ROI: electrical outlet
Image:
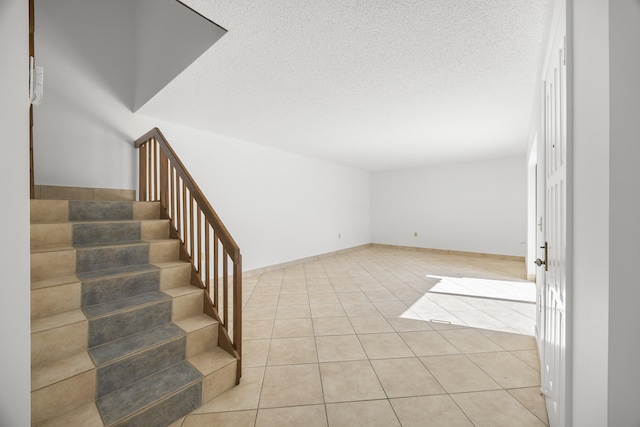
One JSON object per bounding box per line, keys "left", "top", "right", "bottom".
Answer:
{"left": 338, "top": 233, "right": 341, "bottom": 238}
{"left": 414, "top": 232, "right": 418, "bottom": 237}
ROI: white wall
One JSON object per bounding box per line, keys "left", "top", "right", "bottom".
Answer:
{"left": 608, "top": 1, "right": 640, "bottom": 425}
{"left": 570, "top": 0, "right": 610, "bottom": 425}
{"left": 133, "top": 118, "right": 372, "bottom": 272}
{"left": 134, "top": 0, "right": 225, "bottom": 111}
{"left": 0, "top": 0, "right": 31, "bottom": 424}
{"left": 33, "top": 0, "right": 137, "bottom": 190}
{"left": 371, "top": 157, "right": 526, "bottom": 257}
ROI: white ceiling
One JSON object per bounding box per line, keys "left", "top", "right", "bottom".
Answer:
{"left": 139, "top": 0, "right": 551, "bottom": 171}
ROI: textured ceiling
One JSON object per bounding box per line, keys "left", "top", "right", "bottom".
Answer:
{"left": 139, "top": 0, "right": 551, "bottom": 171}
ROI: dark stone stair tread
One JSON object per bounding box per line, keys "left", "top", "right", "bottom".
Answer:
{"left": 113, "top": 382, "right": 201, "bottom": 427}
{"left": 69, "top": 201, "right": 133, "bottom": 221}
{"left": 96, "top": 337, "right": 186, "bottom": 399}
{"left": 72, "top": 222, "right": 142, "bottom": 245}
{"left": 90, "top": 323, "right": 185, "bottom": 366}
{"left": 97, "top": 361, "right": 202, "bottom": 426}
{"left": 82, "top": 268, "right": 160, "bottom": 306}
{"left": 73, "top": 240, "right": 146, "bottom": 249}
{"left": 88, "top": 301, "right": 172, "bottom": 348}
{"left": 78, "top": 264, "right": 158, "bottom": 281}
{"left": 76, "top": 244, "right": 150, "bottom": 274}
{"left": 83, "top": 291, "right": 170, "bottom": 319}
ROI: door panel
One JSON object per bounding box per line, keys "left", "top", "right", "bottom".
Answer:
{"left": 541, "top": 8, "right": 567, "bottom": 426}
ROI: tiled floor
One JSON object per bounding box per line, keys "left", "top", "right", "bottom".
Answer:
{"left": 172, "top": 246, "right": 548, "bottom": 427}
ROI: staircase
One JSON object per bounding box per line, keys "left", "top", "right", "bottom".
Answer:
{"left": 30, "top": 196, "right": 237, "bottom": 426}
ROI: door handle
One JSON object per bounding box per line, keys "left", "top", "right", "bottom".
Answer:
{"left": 534, "top": 242, "right": 549, "bottom": 272}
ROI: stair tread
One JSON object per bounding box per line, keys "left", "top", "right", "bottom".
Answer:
{"left": 32, "top": 274, "right": 80, "bottom": 291}
{"left": 90, "top": 323, "right": 185, "bottom": 366}
{"left": 73, "top": 240, "right": 147, "bottom": 249}
{"left": 32, "top": 309, "right": 86, "bottom": 334}
{"left": 174, "top": 313, "right": 218, "bottom": 333}
{"left": 97, "top": 361, "right": 201, "bottom": 426}
{"left": 31, "top": 245, "right": 74, "bottom": 254}
{"left": 78, "top": 264, "right": 157, "bottom": 281}
{"left": 32, "top": 351, "right": 94, "bottom": 392}
{"left": 162, "top": 285, "right": 203, "bottom": 298}
{"left": 83, "top": 291, "right": 170, "bottom": 319}
{"left": 37, "top": 402, "right": 103, "bottom": 427}
{"left": 189, "top": 347, "right": 237, "bottom": 376}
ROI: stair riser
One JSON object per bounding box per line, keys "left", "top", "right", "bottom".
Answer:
{"left": 202, "top": 361, "right": 237, "bottom": 403}
{"left": 31, "top": 223, "right": 71, "bottom": 249}
{"left": 77, "top": 244, "right": 149, "bottom": 274}
{"left": 31, "top": 370, "right": 96, "bottom": 426}
{"left": 69, "top": 201, "right": 133, "bottom": 221}
{"left": 32, "top": 282, "right": 81, "bottom": 319}
{"left": 149, "top": 240, "right": 180, "bottom": 264}
{"left": 88, "top": 301, "right": 172, "bottom": 347}
{"left": 159, "top": 264, "right": 191, "bottom": 291}
{"left": 97, "top": 337, "right": 186, "bottom": 398}
{"left": 32, "top": 321, "right": 88, "bottom": 367}
{"left": 73, "top": 222, "right": 141, "bottom": 245}
{"left": 172, "top": 291, "right": 203, "bottom": 321}
{"left": 186, "top": 324, "right": 218, "bottom": 358}
{"left": 82, "top": 270, "right": 160, "bottom": 306}
{"left": 31, "top": 249, "right": 75, "bottom": 281}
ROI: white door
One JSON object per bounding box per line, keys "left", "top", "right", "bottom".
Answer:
{"left": 538, "top": 5, "right": 568, "bottom": 426}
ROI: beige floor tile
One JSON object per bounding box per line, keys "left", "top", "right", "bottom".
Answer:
{"left": 267, "top": 337, "right": 318, "bottom": 365}
{"left": 259, "top": 364, "right": 324, "bottom": 408}
{"left": 332, "top": 283, "right": 360, "bottom": 293}
{"left": 386, "top": 316, "right": 434, "bottom": 332}
{"left": 371, "top": 300, "right": 409, "bottom": 316}
{"left": 371, "top": 357, "right": 445, "bottom": 397}
{"left": 416, "top": 311, "right": 467, "bottom": 328}
{"left": 308, "top": 292, "right": 340, "bottom": 304}
{"left": 390, "top": 395, "right": 474, "bottom": 427}
{"left": 478, "top": 329, "right": 537, "bottom": 351}
{"left": 244, "top": 305, "right": 277, "bottom": 320}
{"left": 243, "top": 320, "right": 274, "bottom": 339}
{"left": 278, "top": 293, "right": 310, "bottom": 305}
{"left": 326, "top": 400, "right": 400, "bottom": 427}
{"left": 242, "top": 339, "right": 271, "bottom": 367}
{"left": 194, "top": 367, "right": 265, "bottom": 413}
{"left": 420, "top": 355, "right": 500, "bottom": 393}
{"left": 358, "top": 333, "right": 414, "bottom": 359}
{"left": 511, "top": 349, "right": 541, "bottom": 371}
{"left": 508, "top": 387, "right": 549, "bottom": 425}
{"left": 439, "top": 328, "right": 505, "bottom": 353}
{"left": 316, "top": 335, "right": 366, "bottom": 362}
{"left": 348, "top": 315, "right": 394, "bottom": 334}
{"left": 336, "top": 291, "right": 369, "bottom": 304}
{"left": 341, "top": 302, "right": 379, "bottom": 316}
{"left": 272, "top": 318, "right": 314, "bottom": 338}
{"left": 182, "top": 410, "right": 257, "bottom": 427}
{"left": 310, "top": 303, "right": 346, "bottom": 318}
{"left": 363, "top": 290, "right": 397, "bottom": 302}
{"left": 452, "top": 390, "right": 547, "bottom": 427}
{"left": 467, "top": 352, "right": 540, "bottom": 388}
{"left": 399, "top": 331, "right": 460, "bottom": 356}
{"left": 256, "top": 404, "right": 327, "bottom": 427}
{"left": 250, "top": 286, "right": 281, "bottom": 295}
{"left": 276, "top": 304, "right": 311, "bottom": 319}
{"left": 320, "top": 360, "right": 386, "bottom": 403}
{"left": 246, "top": 294, "right": 280, "bottom": 306}
{"left": 312, "top": 316, "right": 355, "bottom": 336}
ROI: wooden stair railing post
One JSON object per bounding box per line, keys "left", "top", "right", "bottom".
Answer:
{"left": 135, "top": 128, "right": 242, "bottom": 383}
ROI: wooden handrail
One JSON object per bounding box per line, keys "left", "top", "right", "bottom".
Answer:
{"left": 135, "top": 127, "right": 242, "bottom": 383}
